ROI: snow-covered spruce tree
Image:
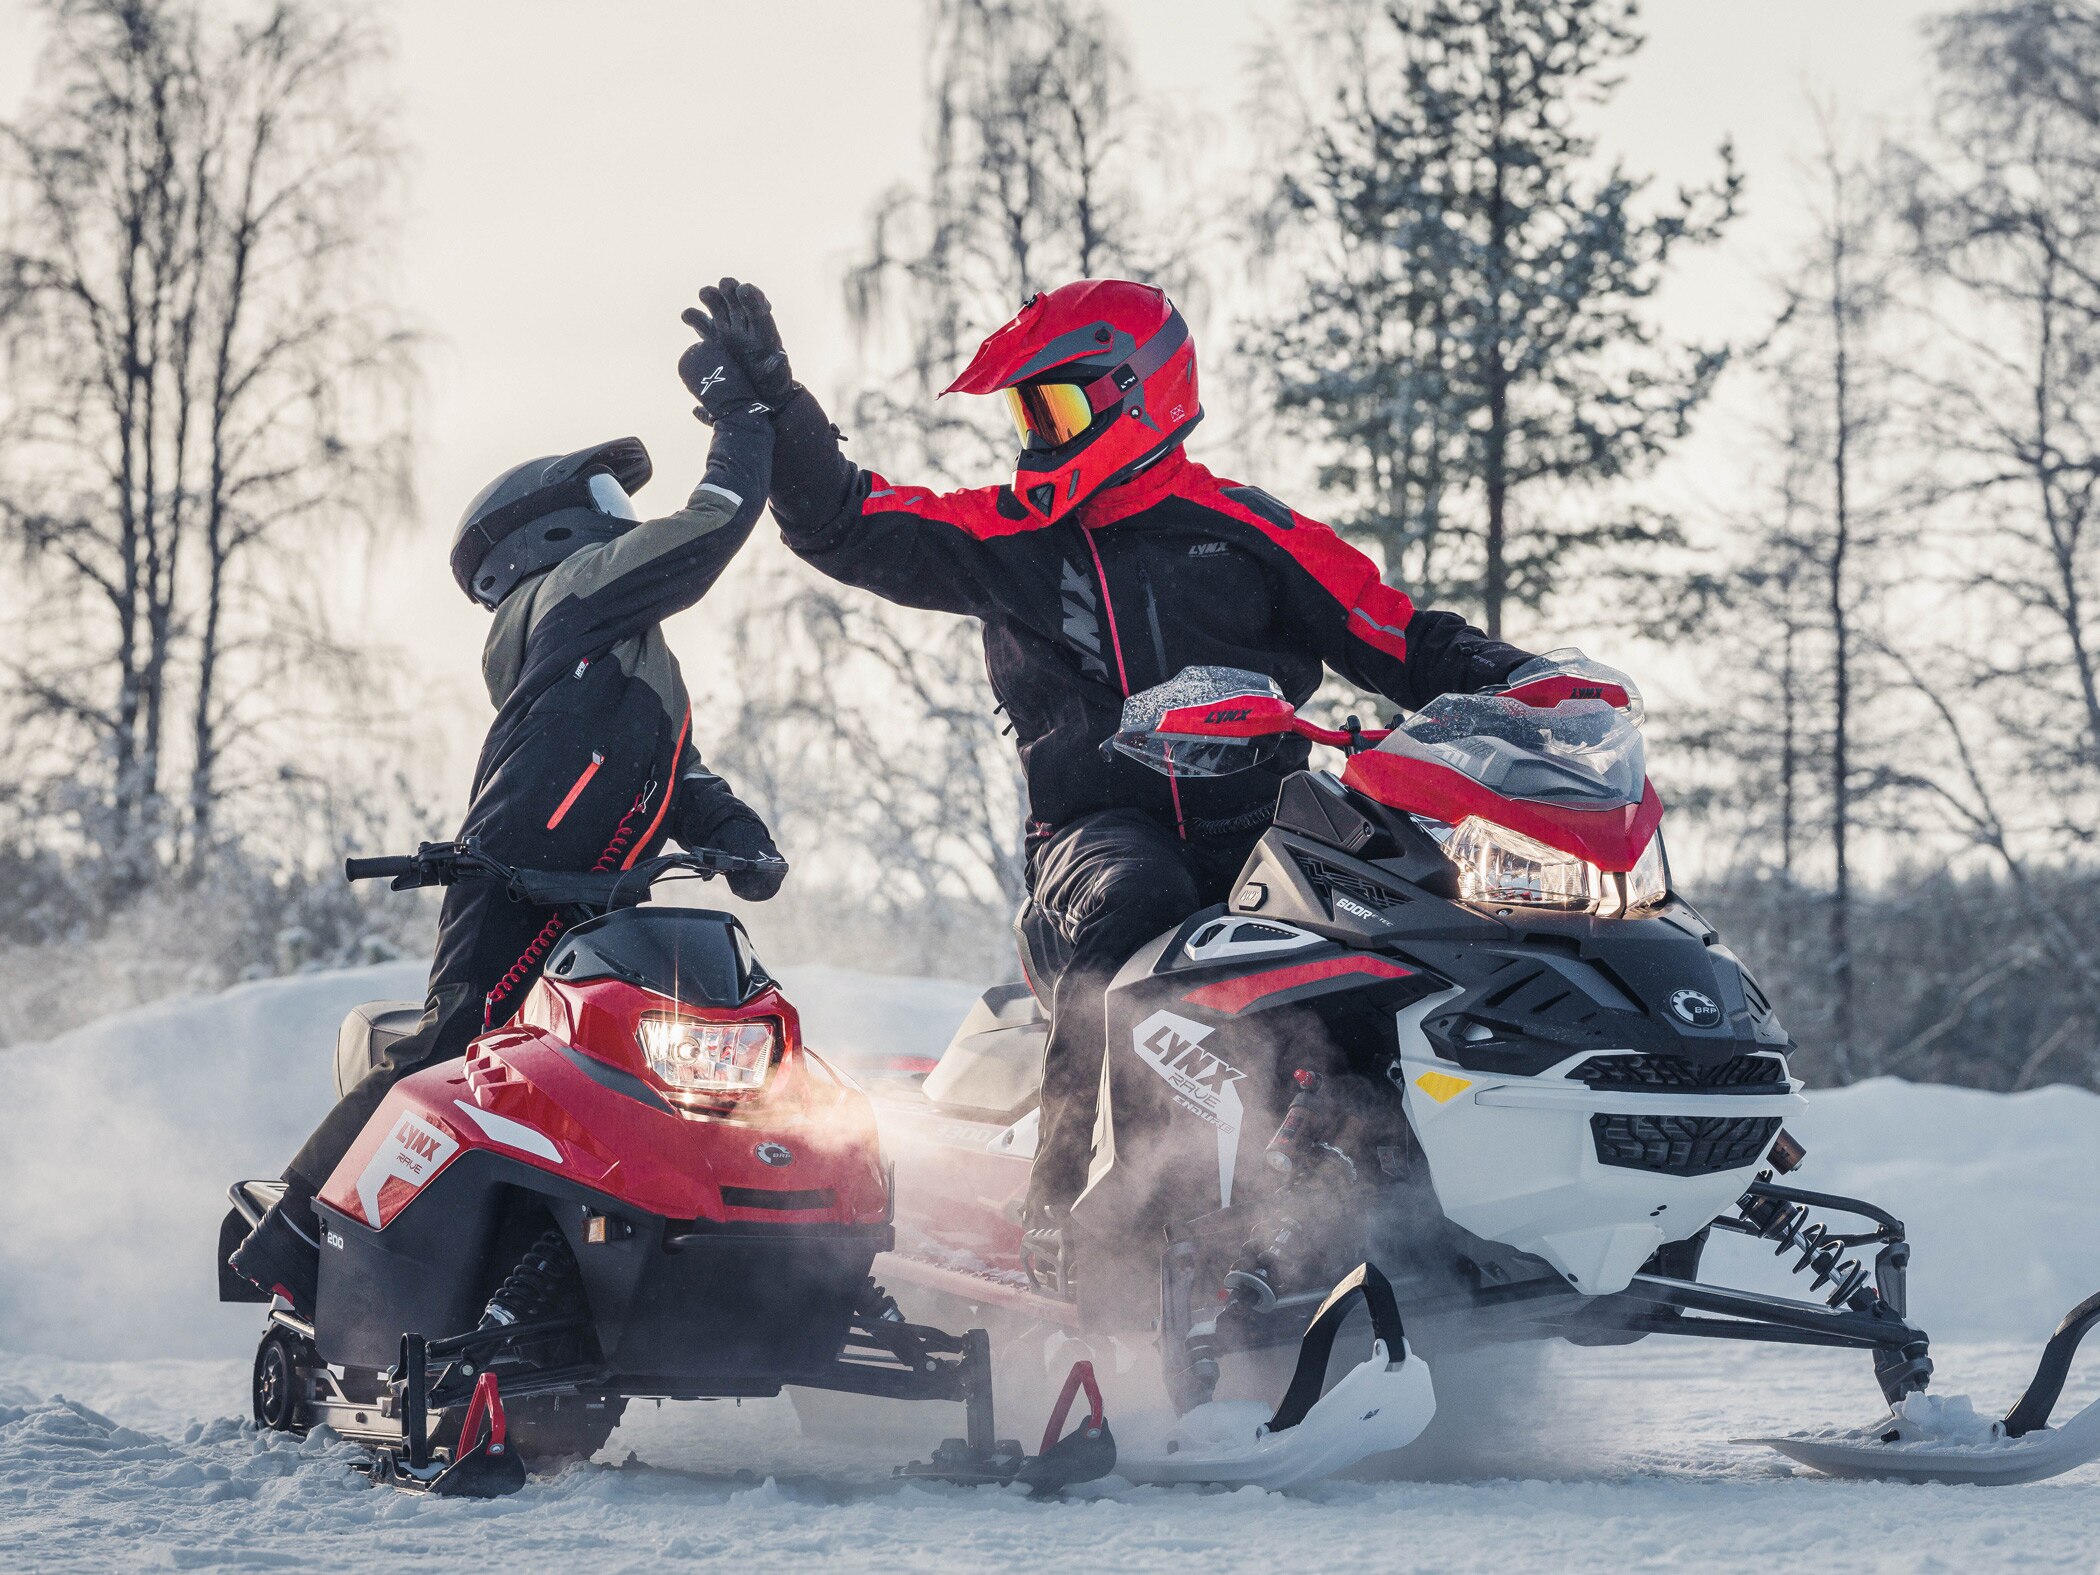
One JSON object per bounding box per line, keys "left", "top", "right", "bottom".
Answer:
{"left": 715, "top": 0, "right": 1200, "bottom": 975}
{"left": 1250, "top": 0, "right": 1736, "bottom": 639}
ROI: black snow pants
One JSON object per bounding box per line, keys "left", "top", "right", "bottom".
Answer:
{"left": 1026, "top": 808, "right": 1258, "bottom": 1215}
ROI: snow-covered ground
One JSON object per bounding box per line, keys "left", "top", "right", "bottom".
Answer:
{"left": 3, "top": 964, "right": 2098, "bottom": 1570}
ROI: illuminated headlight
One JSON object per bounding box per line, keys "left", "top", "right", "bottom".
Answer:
{"left": 636, "top": 1013, "right": 779, "bottom": 1097}
{"left": 1442, "top": 816, "right": 1669, "bottom": 916}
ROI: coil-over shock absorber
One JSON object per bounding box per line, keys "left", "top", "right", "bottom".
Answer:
{"left": 479, "top": 1227, "right": 580, "bottom": 1330}
{"left": 1720, "top": 1172, "right": 1934, "bottom": 1400}
{"left": 1735, "top": 1191, "right": 1877, "bottom": 1307}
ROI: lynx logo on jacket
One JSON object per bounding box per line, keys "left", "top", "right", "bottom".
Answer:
{"left": 353, "top": 1111, "right": 460, "bottom": 1228}
{"left": 1133, "top": 1008, "right": 1244, "bottom": 1205}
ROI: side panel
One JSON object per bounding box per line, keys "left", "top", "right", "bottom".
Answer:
{"left": 1069, "top": 921, "right": 1434, "bottom": 1323}
{"left": 315, "top": 1146, "right": 884, "bottom": 1378}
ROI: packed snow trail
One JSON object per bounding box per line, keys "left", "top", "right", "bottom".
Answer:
{"left": 2, "top": 964, "right": 2098, "bottom": 1569}
{"left": 4, "top": 1341, "right": 2095, "bottom": 1572}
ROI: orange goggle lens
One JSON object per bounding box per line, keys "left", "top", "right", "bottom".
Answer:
{"left": 1003, "top": 380, "right": 1098, "bottom": 451}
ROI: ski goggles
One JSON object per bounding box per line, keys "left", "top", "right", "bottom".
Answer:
{"left": 1004, "top": 379, "right": 1102, "bottom": 452}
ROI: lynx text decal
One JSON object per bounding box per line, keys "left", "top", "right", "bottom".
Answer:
{"left": 1132, "top": 1008, "right": 1245, "bottom": 1205}
{"left": 354, "top": 1111, "right": 460, "bottom": 1228}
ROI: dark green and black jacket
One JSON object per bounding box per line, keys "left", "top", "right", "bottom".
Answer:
{"left": 463, "top": 410, "right": 771, "bottom": 879}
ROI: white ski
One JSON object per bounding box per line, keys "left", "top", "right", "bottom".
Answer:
{"left": 1751, "top": 1388, "right": 2100, "bottom": 1486}
{"left": 1117, "top": 1336, "right": 1435, "bottom": 1490}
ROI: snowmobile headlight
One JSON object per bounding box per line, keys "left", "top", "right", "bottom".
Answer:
{"left": 1441, "top": 818, "right": 1671, "bottom": 916}
{"left": 636, "top": 1013, "right": 780, "bottom": 1097}
{"left": 1622, "top": 830, "right": 1669, "bottom": 913}
{"left": 1447, "top": 816, "right": 1600, "bottom": 910}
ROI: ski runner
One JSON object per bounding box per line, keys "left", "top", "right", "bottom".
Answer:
{"left": 687, "top": 276, "right": 1584, "bottom": 1282}
{"left": 229, "top": 329, "right": 786, "bottom": 1313}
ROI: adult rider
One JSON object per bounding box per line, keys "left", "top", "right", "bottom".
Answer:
{"left": 686, "top": 276, "right": 1548, "bottom": 1282}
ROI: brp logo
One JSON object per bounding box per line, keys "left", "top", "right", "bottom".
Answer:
{"left": 1668, "top": 989, "right": 1724, "bottom": 1029}
{"left": 753, "top": 1141, "right": 793, "bottom": 1167}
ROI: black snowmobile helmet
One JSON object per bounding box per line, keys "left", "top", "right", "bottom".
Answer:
{"left": 450, "top": 436, "right": 653, "bottom": 608}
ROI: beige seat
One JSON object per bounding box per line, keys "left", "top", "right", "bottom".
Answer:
{"left": 333, "top": 1000, "right": 423, "bottom": 1099}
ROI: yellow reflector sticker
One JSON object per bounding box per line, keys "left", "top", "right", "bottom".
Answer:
{"left": 1413, "top": 1071, "right": 1473, "bottom": 1104}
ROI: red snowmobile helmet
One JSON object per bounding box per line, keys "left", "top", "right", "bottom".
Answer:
{"left": 946, "top": 279, "right": 1201, "bottom": 524}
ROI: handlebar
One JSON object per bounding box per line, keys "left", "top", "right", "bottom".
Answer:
{"left": 344, "top": 855, "right": 418, "bottom": 883}
{"left": 343, "top": 840, "right": 788, "bottom": 915}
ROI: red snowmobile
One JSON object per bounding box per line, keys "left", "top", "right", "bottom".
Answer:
{"left": 218, "top": 841, "right": 1112, "bottom": 1497}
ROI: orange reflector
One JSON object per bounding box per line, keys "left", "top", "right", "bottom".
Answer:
{"left": 1413, "top": 1071, "right": 1473, "bottom": 1104}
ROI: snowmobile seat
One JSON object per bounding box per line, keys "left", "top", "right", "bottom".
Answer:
{"left": 334, "top": 1000, "right": 423, "bottom": 1099}
{"left": 921, "top": 980, "right": 1047, "bottom": 1122}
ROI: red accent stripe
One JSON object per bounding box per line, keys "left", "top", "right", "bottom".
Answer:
{"left": 861, "top": 473, "right": 1049, "bottom": 541}
{"left": 623, "top": 709, "right": 690, "bottom": 870}
{"left": 1190, "top": 461, "right": 1415, "bottom": 662}
{"left": 1087, "top": 524, "right": 1186, "bottom": 840}
{"left": 1342, "top": 750, "right": 1665, "bottom": 874}
{"left": 1184, "top": 955, "right": 1415, "bottom": 1015}
{"left": 1082, "top": 527, "right": 1133, "bottom": 697}
{"left": 545, "top": 753, "right": 603, "bottom": 830}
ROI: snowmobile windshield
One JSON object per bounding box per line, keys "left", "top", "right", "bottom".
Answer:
{"left": 1384, "top": 693, "right": 1645, "bottom": 806}
{"left": 1110, "top": 665, "right": 1289, "bottom": 778}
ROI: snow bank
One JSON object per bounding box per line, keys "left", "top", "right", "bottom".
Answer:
{"left": 2, "top": 962, "right": 2096, "bottom": 1363}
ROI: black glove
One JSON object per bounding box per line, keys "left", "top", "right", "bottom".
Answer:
{"left": 682, "top": 277, "right": 796, "bottom": 410}
{"left": 712, "top": 815, "right": 786, "bottom": 902}
{"left": 677, "top": 331, "right": 766, "bottom": 426}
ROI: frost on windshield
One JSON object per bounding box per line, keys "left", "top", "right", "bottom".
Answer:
{"left": 1118, "top": 666, "right": 1283, "bottom": 733}
{"left": 1388, "top": 693, "right": 1645, "bottom": 804}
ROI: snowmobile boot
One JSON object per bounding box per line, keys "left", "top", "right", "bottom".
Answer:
{"left": 229, "top": 1181, "right": 320, "bottom": 1317}
{"left": 1020, "top": 1203, "right": 1078, "bottom": 1302}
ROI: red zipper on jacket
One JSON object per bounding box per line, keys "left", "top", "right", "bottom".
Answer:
{"left": 1084, "top": 525, "right": 1187, "bottom": 840}
{"left": 546, "top": 751, "right": 604, "bottom": 830}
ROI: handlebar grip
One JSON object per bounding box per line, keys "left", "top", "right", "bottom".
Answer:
{"left": 344, "top": 855, "right": 417, "bottom": 883}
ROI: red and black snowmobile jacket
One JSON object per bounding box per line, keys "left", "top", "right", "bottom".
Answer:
{"left": 464, "top": 410, "right": 773, "bottom": 885}
{"left": 767, "top": 391, "right": 1532, "bottom": 847}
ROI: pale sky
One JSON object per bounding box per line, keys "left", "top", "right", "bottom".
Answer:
{"left": 0, "top": 0, "right": 1957, "bottom": 806}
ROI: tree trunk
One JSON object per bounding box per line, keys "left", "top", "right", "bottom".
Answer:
{"left": 1826, "top": 192, "right": 1856, "bottom": 1082}
{"left": 1482, "top": 43, "right": 1512, "bottom": 640}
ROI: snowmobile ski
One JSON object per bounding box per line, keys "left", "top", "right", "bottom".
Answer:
{"left": 1750, "top": 1290, "right": 2100, "bottom": 1485}
{"left": 897, "top": 1357, "right": 1115, "bottom": 1493}
{"left": 365, "top": 1359, "right": 527, "bottom": 1499}
{"left": 1116, "top": 1264, "right": 1436, "bottom": 1490}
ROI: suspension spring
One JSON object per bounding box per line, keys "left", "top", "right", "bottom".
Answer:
{"left": 479, "top": 1227, "right": 579, "bottom": 1330}
{"left": 1733, "top": 1190, "right": 1877, "bottom": 1308}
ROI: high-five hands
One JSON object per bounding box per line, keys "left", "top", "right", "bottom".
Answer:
{"left": 682, "top": 278, "right": 796, "bottom": 410}
{"left": 676, "top": 326, "right": 767, "bottom": 427}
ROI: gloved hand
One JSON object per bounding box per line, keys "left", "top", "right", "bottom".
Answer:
{"left": 682, "top": 277, "right": 796, "bottom": 410}
{"left": 711, "top": 815, "right": 787, "bottom": 902}
{"left": 677, "top": 330, "right": 766, "bottom": 426}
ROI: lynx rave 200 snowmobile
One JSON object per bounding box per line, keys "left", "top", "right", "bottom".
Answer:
{"left": 219, "top": 843, "right": 1113, "bottom": 1497}
{"left": 870, "top": 656, "right": 2100, "bottom": 1488}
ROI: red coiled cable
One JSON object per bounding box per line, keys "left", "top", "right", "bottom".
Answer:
{"left": 481, "top": 785, "right": 655, "bottom": 1027}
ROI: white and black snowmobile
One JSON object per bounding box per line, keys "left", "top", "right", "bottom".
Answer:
{"left": 867, "top": 656, "right": 2100, "bottom": 1490}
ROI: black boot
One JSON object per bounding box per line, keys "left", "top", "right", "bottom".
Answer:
{"left": 229, "top": 1176, "right": 320, "bottom": 1317}
{"left": 1020, "top": 1198, "right": 1078, "bottom": 1302}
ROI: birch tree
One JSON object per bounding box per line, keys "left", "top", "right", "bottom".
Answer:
{"left": 0, "top": 0, "right": 414, "bottom": 889}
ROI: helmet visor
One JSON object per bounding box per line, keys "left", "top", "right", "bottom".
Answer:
{"left": 587, "top": 471, "right": 641, "bottom": 522}
{"left": 1004, "top": 380, "right": 1097, "bottom": 452}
